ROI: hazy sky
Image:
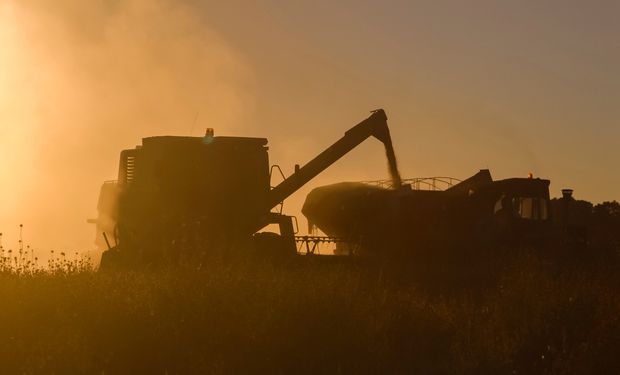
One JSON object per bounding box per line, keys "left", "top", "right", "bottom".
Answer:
{"left": 0, "top": 0, "right": 618, "bottom": 254}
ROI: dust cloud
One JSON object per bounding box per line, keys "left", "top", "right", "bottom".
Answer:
{"left": 0, "top": 0, "right": 255, "bottom": 258}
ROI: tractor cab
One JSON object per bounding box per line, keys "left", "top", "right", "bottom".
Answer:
{"left": 475, "top": 177, "right": 552, "bottom": 243}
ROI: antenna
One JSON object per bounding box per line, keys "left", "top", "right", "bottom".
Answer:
{"left": 189, "top": 111, "right": 200, "bottom": 135}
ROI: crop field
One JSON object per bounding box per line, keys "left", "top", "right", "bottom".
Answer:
{"left": 0, "top": 247, "right": 618, "bottom": 374}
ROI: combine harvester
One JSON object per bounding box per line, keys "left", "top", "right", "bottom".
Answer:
{"left": 92, "top": 109, "right": 564, "bottom": 269}
{"left": 92, "top": 110, "right": 402, "bottom": 268}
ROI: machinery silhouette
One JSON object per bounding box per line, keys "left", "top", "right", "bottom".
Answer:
{"left": 92, "top": 109, "right": 582, "bottom": 269}
{"left": 93, "top": 110, "right": 401, "bottom": 268}
{"left": 302, "top": 169, "right": 553, "bottom": 258}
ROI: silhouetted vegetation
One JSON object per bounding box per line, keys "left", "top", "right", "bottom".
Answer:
{"left": 0, "top": 241, "right": 619, "bottom": 374}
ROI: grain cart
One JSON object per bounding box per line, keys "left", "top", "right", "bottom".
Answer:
{"left": 302, "top": 169, "right": 553, "bottom": 258}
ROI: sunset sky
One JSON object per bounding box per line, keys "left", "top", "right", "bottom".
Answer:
{"left": 0, "top": 0, "right": 618, "bottom": 254}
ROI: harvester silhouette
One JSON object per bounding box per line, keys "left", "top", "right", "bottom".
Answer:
{"left": 92, "top": 109, "right": 559, "bottom": 269}
{"left": 93, "top": 110, "right": 401, "bottom": 268}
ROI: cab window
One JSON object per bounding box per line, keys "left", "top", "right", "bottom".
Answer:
{"left": 494, "top": 196, "right": 549, "bottom": 220}
{"left": 515, "top": 197, "right": 549, "bottom": 220}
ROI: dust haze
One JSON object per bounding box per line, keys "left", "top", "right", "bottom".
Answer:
{"left": 1, "top": 0, "right": 619, "bottom": 260}
{"left": 0, "top": 0, "right": 254, "bottom": 256}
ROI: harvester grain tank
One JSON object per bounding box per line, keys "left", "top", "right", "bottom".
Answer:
{"left": 92, "top": 109, "right": 402, "bottom": 268}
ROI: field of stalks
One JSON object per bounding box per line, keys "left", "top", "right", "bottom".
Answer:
{"left": 0, "top": 246, "right": 619, "bottom": 374}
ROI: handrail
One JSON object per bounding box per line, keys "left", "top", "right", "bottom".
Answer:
{"left": 295, "top": 235, "right": 351, "bottom": 255}
{"left": 361, "top": 176, "right": 462, "bottom": 191}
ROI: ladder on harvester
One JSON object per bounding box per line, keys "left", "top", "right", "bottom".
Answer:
{"left": 119, "top": 149, "right": 138, "bottom": 185}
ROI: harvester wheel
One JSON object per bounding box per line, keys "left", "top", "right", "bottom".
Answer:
{"left": 99, "top": 247, "right": 125, "bottom": 271}
{"left": 252, "top": 232, "right": 291, "bottom": 260}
